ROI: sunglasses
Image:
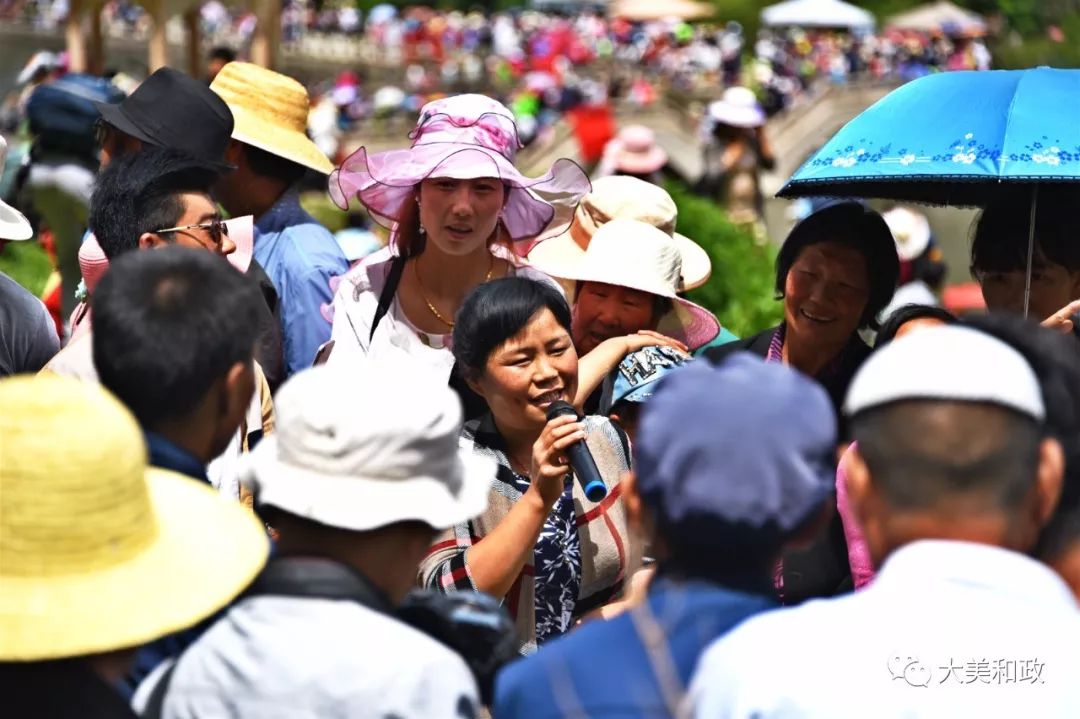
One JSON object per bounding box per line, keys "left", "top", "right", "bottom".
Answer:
{"left": 153, "top": 218, "right": 230, "bottom": 247}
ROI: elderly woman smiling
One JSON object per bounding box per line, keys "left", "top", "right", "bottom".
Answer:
{"left": 705, "top": 201, "right": 899, "bottom": 427}
{"left": 420, "top": 276, "right": 634, "bottom": 652}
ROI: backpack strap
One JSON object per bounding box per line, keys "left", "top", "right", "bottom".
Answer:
{"left": 369, "top": 254, "right": 407, "bottom": 343}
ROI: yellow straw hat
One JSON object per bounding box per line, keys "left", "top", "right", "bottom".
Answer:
{"left": 210, "top": 62, "right": 334, "bottom": 175}
{"left": 0, "top": 375, "right": 268, "bottom": 661}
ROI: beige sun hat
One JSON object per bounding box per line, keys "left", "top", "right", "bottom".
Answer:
{"left": 241, "top": 362, "right": 493, "bottom": 532}
{"left": 211, "top": 62, "right": 334, "bottom": 175}
{"left": 545, "top": 219, "right": 721, "bottom": 350}
{"left": 0, "top": 136, "right": 32, "bottom": 241}
{"left": 528, "top": 175, "right": 712, "bottom": 291}
{"left": 0, "top": 374, "right": 268, "bottom": 661}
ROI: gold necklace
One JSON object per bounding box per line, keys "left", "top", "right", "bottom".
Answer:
{"left": 414, "top": 256, "right": 495, "bottom": 330}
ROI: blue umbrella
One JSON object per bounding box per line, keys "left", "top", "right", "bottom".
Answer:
{"left": 779, "top": 67, "right": 1080, "bottom": 315}
{"left": 780, "top": 67, "right": 1080, "bottom": 206}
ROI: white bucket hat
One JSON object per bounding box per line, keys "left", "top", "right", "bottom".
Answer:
{"left": 883, "top": 206, "right": 932, "bottom": 262}
{"left": 529, "top": 175, "right": 712, "bottom": 291}
{"left": 0, "top": 136, "right": 33, "bottom": 241}
{"left": 548, "top": 219, "right": 721, "bottom": 349}
{"left": 241, "top": 362, "right": 493, "bottom": 531}
{"left": 707, "top": 86, "right": 766, "bottom": 129}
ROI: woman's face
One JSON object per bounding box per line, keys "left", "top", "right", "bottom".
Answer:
{"left": 977, "top": 263, "right": 1080, "bottom": 321}
{"left": 417, "top": 177, "right": 505, "bottom": 256}
{"left": 784, "top": 241, "right": 870, "bottom": 350}
{"left": 470, "top": 308, "right": 579, "bottom": 433}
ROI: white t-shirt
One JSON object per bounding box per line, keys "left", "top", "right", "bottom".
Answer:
{"left": 134, "top": 595, "right": 479, "bottom": 719}
{"left": 327, "top": 245, "right": 561, "bottom": 385}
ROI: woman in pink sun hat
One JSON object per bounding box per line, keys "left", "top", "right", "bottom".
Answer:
{"left": 325, "top": 94, "right": 590, "bottom": 415}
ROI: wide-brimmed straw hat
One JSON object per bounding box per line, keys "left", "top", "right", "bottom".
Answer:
{"left": 328, "top": 94, "right": 590, "bottom": 249}
{"left": 529, "top": 175, "right": 712, "bottom": 291}
{"left": 707, "top": 86, "right": 766, "bottom": 129}
{"left": 0, "top": 375, "right": 268, "bottom": 661}
{"left": 211, "top": 62, "right": 334, "bottom": 175}
{"left": 241, "top": 362, "right": 493, "bottom": 532}
{"left": 550, "top": 219, "right": 721, "bottom": 350}
{"left": 0, "top": 136, "right": 32, "bottom": 241}
{"left": 608, "top": 125, "right": 668, "bottom": 175}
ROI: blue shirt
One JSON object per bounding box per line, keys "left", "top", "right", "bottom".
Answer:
{"left": 145, "top": 431, "right": 208, "bottom": 483}
{"left": 254, "top": 189, "right": 349, "bottom": 376}
{"left": 492, "top": 576, "right": 776, "bottom": 719}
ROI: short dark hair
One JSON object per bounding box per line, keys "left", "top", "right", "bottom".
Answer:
{"left": 242, "top": 142, "right": 306, "bottom": 186}
{"left": 853, "top": 400, "right": 1042, "bottom": 512}
{"left": 875, "top": 304, "right": 956, "bottom": 348}
{"left": 971, "top": 189, "right": 1080, "bottom": 275}
{"left": 962, "top": 314, "right": 1080, "bottom": 559}
{"left": 775, "top": 201, "right": 899, "bottom": 330}
{"left": 90, "top": 147, "right": 223, "bottom": 260}
{"left": 453, "top": 277, "right": 572, "bottom": 378}
{"left": 92, "top": 245, "right": 262, "bottom": 429}
{"left": 209, "top": 46, "right": 237, "bottom": 63}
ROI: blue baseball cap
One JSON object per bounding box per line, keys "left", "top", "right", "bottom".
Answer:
{"left": 635, "top": 353, "right": 837, "bottom": 543}
{"left": 599, "top": 345, "right": 693, "bottom": 415}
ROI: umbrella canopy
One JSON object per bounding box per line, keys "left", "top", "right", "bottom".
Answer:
{"left": 761, "top": 0, "right": 875, "bottom": 30}
{"left": 780, "top": 68, "right": 1080, "bottom": 205}
{"left": 887, "top": 1, "right": 986, "bottom": 37}
{"left": 609, "top": 0, "right": 714, "bottom": 21}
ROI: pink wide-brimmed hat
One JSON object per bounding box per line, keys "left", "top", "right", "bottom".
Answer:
{"left": 609, "top": 125, "right": 668, "bottom": 175}
{"left": 328, "top": 94, "right": 590, "bottom": 254}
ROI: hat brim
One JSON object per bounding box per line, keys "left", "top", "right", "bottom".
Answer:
{"left": 232, "top": 108, "right": 335, "bottom": 176}
{"left": 329, "top": 144, "right": 590, "bottom": 250}
{"left": 708, "top": 103, "right": 766, "bottom": 129}
{"left": 94, "top": 101, "right": 237, "bottom": 173}
{"left": 529, "top": 229, "right": 712, "bottom": 292}
{"left": 0, "top": 469, "right": 268, "bottom": 661}
{"left": 241, "top": 435, "right": 494, "bottom": 532}
{"left": 613, "top": 146, "right": 669, "bottom": 174}
{"left": 0, "top": 200, "right": 33, "bottom": 241}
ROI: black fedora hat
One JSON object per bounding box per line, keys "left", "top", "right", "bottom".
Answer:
{"left": 95, "top": 67, "right": 235, "bottom": 170}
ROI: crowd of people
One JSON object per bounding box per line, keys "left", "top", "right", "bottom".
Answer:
{"left": 4, "top": 29, "right": 1080, "bottom": 718}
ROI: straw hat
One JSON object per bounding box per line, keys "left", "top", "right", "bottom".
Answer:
{"left": 0, "top": 136, "right": 32, "bottom": 241}
{"left": 529, "top": 175, "right": 712, "bottom": 291}
{"left": 548, "top": 219, "right": 721, "bottom": 350}
{"left": 0, "top": 375, "right": 268, "bottom": 661}
{"left": 211, "top": 62, "right": 334, "bottom": 175}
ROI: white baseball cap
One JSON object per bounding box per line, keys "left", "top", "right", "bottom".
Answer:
{"left": 0, "top": 137, "right": 32, "bottom": 242}
{"left": 241, "top": 362, "right": 493, "bottom": 531}
{"left": 845, "top": 325, "right": 1045, "bottom": 421}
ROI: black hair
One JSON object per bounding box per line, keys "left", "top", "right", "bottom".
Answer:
{"left": 775, "top": 201, "right": 900, "bottom": 330}
{"left": 208, "top": 46, "right": 237, "bottom": 63}
{"left": 962, "top": 314, "right": 1080, "bottom": 559}
{"left": 89, "top": 146, "right": 223, "bottom": 260}
{"left": 875, "top": 304, "right": 957, "bottom": 348}
{"left": 854, "top": 400, "right": 1042, "bottom": 512}
{"left": 970, "top": 189, "right": 1080, "bottom": 275}
{"left": 242, "top": 142, "right": 307, "bottom": 186}
{"left": 92, "top": 245, "right": 262, "bottom": 429}
{"left": 452, "top": 276, "right": 572, "bottom": 378}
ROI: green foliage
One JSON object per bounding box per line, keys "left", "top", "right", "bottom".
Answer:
{"left": 0, "top": 238, "right": 51, "bottom": 297}
{"left": 666, "top": 180, "right": 783, "bottom": 338}
{"left": 300, "top": 191, "right": 349, "bottom": 234}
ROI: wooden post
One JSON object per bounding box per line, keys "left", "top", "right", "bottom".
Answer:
{"left": 65, "top": 0, "right": 87, "bottom": 73}
{"left": 250, "top": 0, "right": 280, "bottom": 69}
{"left": 88, "top": 1, "right": 105, "bottom": 75}
{"left": 184, "top": 7, "right": 201, "bottom": 78}
{"left": 147, "top": 0, "right": 168, "bottom": 72}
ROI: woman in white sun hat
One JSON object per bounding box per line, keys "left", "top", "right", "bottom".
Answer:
{"left": 698, "top": 86, "right": 775, "bottom": 230}
{"left": 0, "top": 134, "right": 60, "bottom": 376}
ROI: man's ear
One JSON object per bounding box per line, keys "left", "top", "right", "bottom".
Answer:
{"left": 224, "top": 140, "right": 245, "bottom": 167}
{"left": 219, "top": 361, "right": 256, "bottom": 436}
{"left": 138, "top": 232, "right": 167, "bottom": 250}
{"left": 1034, "top": 437, "right": 1065, "bottom": 527}
{"left": 621, "top": 470, "right": 643, "bottom": 534}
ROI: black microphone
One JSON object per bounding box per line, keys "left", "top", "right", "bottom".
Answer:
{"left": 545, "top": 400, "right": 608, "bottom": 502}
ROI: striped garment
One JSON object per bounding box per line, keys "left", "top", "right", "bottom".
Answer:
{"left": 418, "top": 413, "right": 637, "bottom": 653}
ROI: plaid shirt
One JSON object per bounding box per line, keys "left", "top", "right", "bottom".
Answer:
{"left": 419, "top": 413, "right": 636, "bottom": 653}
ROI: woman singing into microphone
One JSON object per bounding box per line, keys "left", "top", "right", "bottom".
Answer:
{"left": 419, "top": 277, "right": 636, "bottom": 652}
